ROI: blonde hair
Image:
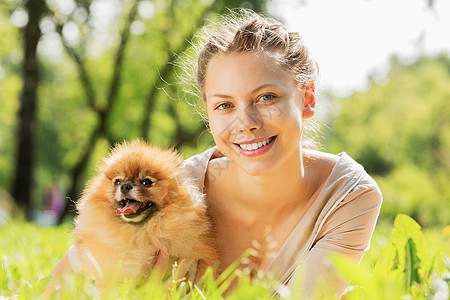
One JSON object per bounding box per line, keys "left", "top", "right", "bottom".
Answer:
{"left": 179, "top": 9, "right": 320, "bottom": 149}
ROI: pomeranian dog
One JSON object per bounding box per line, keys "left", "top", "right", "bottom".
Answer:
{"left": 72, "top": 140, "right": 216, "bottom": 287}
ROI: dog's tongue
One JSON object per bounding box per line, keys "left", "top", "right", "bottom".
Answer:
{"left": 116, "top": 201, "right": 141, "bottom": 215}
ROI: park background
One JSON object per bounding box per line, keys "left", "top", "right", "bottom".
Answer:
{"left": 0, "top": 0, "right": 449, "bottom": 298}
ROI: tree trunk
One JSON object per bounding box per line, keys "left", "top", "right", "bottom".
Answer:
{"left": 56, "top": 1, "right": 140, "bottom": 224}
{"left": 11, "top": 0, "right": 46, "bottom": 220}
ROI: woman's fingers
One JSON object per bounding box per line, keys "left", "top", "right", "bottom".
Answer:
{"left": 164, "top": 257, "right": 190, "bottom": 289}
{"left": 164, "top": 257, "right": 198, "bottom": 292}
{"left": 150, "top": 251, "right": 199, "bottom": 294}
{"left": 187, "top": 260, "right": 199, "bottom": 283}
{"left": 152, "top": 249, "right": 170, "bottom": 281}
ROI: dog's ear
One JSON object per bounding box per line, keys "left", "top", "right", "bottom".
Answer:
{"left": 168, "top": 176, "right": 180, "bottom": 194}
{"left": 167, "top": 174, "right": 196, "bottom": 206}
{"left": 166, "top": 176, "right": 182, "bottom": 204}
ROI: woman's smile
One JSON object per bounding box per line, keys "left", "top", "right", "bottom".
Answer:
{"left": 234, "top": 136, "right": 277, "bottom": 157}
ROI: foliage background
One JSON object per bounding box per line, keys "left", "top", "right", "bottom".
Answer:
{"left": 0, "top": 0, "right": 449, "bottom": 297}
{"left": 1, "top": 0, "right": 449, "bottom": 226}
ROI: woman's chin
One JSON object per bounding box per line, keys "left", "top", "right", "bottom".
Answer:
{"left": 235, "top": 159, "right": 279, "bottom": 177}
{"left": 215, "top": 143, "right": 279, "bottom": 176}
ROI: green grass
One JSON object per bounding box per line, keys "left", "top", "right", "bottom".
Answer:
{"left": 1, "top": 215, "right": 449, "bottom": 299}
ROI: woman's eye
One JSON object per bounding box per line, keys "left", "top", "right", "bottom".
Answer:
{"left": 114, "top": 179, "right": 122, "bottom": 185}
{"left": 215, "top": 103, "right": 232, "bottom": 110}
{"left": 141, "top": 178, "right": 154, "bottom": 187}
{"left": 259, "top": 94, "right": 275, "bottom": 102}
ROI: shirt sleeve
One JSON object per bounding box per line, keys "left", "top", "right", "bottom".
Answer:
{"left": 288, "top": 181, "right": 382, "bottom": 298}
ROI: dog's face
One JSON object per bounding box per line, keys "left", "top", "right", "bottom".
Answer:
{"left": 110, "top": 172, "right": 159, "bottom": 224}
{"left": 99, "top": 141, "right": 184, "bottom": 224}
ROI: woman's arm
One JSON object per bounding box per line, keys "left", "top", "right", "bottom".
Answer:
{"left": 288, "top": 183, "right": 382, "bottom": 298}
{"left": 44, "top": 246, "right": 195, "bottom": 296}
{"left": 43, "top": 250, "right": 73, "bottom": 298}
{"left": 48, "top": 251, "right": 72, "bottom": 276}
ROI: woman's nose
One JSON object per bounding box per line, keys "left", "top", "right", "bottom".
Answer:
{"left": 237, "top": 104, "right": 262, "bottom": 133}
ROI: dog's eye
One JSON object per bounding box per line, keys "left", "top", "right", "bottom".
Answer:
{"left": 141, "top": 178, "right": 153, "bottom": 187}
{"left": 114, "top": 179, "right": 122, "bottom": 185}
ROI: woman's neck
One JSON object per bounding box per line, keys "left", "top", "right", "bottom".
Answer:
{"left": 225, "top": 148, "right": 311, "bottom": 220}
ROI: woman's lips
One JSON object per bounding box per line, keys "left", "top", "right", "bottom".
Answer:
{"left": 234, "top": 136, "right": 277, "bottom": 157}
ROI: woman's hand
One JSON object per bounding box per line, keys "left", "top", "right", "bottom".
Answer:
{"left": 151, "top": 249, "right": 198, "bottom": 292}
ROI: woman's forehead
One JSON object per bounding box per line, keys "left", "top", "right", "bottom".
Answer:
{"left": 204, "top": 52, "right": 296, "bottom": 95}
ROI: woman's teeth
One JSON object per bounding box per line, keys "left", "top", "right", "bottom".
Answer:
{"left": 239, "top": 137, "right": 274, "bottom": 151}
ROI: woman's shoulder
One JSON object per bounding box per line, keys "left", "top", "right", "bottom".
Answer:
{"left": 303, "top": 149, "right": 340, "bottom": 172}
{"left": 304, "top": 149, "right": 381, "bottom": 196}
{"left": 182, "top": 147, "right": 215, "bottom": 170}
{"left": 181, "top": 146, "right": 223, "bottom": 189}
{"left": 303, "top": 149, "right": 339, "bottom": 188}
{"left": 303, "top": 150, "right": 382, "bottom": 250}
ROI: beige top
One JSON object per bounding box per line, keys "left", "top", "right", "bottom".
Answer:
{"left": 182, "top": 146, "right": 383, "bottom": 297}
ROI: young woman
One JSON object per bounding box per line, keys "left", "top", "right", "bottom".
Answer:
{"left": 48, "top": 9, "right": 382, "bottom": 298}
{"left": 178, "top": 9, "right": 382, "bottom": 297}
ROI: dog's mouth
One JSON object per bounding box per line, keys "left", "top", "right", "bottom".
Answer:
{"left": 116, "top": 198, "right": 154, "bottom": 217}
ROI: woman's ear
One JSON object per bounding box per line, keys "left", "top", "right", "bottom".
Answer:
{"left": 302, "top": 82, "right": 316, "bottom": 119}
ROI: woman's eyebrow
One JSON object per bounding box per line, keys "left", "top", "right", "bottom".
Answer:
{"left": 210, "top": 84, "right": 281, "bottom": 99}
{"left": 251, "top": 83, "right": 280, "bottom": 94}
{"left": 210, "top": 93, "right": 233, "bottom": 99}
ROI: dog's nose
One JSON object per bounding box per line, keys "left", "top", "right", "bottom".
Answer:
{"left": 120, "top": 183, "right": 133, "bottom": 193}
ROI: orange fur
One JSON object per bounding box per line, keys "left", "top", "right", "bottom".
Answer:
{"left": 73, "top": 140, "right": 217, "bottom": 287}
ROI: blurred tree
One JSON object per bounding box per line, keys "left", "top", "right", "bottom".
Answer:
{"left": 43, "top": 0, "right": 269, "bottom": 223}
{"left": 11, "top": 0, "right": 47, "bottom": 220}
{"left": 1, "top": 0, "right": 266, "bottom": 223}
{"left": 1, "top": 0, "right": 445, "bottom": 226}
{"left": 327, "top": 54, "right": 450, "bottom": 226}
{"left": 51, "top": 0, "right": 143, "bottom": 222}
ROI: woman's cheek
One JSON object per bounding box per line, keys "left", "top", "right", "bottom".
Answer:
{"left": 210, "top": 118, "right": 229, "bottom": 148}
{"left": 273, "top": 108, "right": 303, "bottom": 140}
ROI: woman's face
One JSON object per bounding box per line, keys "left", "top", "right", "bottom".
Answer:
{"left": 203, "top": 51, "right": 314, "bottom": 176}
